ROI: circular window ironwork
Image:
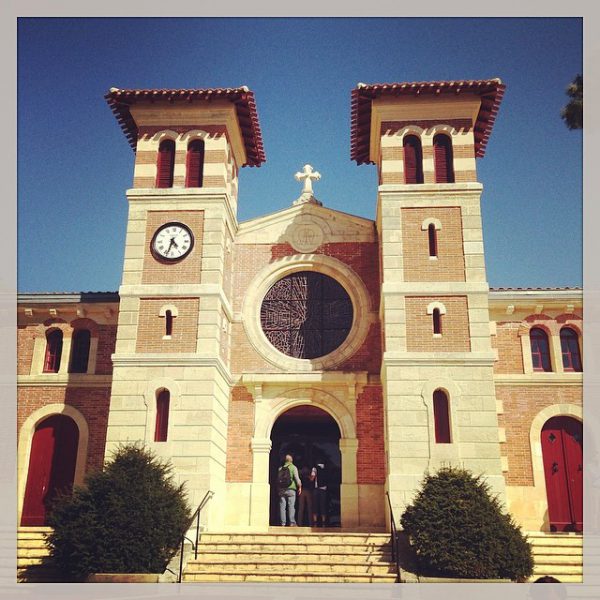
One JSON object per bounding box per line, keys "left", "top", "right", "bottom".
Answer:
{"left": 260, "top": 271, "right": 353, "bottom": 359}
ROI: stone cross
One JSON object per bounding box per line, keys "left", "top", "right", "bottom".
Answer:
{"left": 295, "top": 164, "right": 321, "bottom": 196}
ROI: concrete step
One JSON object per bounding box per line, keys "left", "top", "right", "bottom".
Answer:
{"left": 17, "top": 539, "right": 49, "bottom": 550}
{"left": 186, "top": 560, "right": 396, "bottom": 575}
{"left": 191, "top": 550, "right": 392, "bottom": 563}
{"left": 527, "top": 533, "right": 583, "bottom": 547}
{"left": 532, "top": 546, "right": 583, "bottom": 556}
{"left": 201, "top": 532, "right": 391, "bottom": 544}
{"left": 183, "top": 570, "right": 398, "bottom": 583}
{"left": 197, "top": 542, "right": 391, "bottom": 554}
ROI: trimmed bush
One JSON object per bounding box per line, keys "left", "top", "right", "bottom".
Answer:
{"left": 400, "top": 466, "right": 533, "bottom": 581}
{"left": 46, "top": 444, "right": 191, "bottom": 581}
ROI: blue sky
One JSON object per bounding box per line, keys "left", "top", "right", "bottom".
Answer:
{"left": 17, "top": 17, "right": 582, "bottom": 292}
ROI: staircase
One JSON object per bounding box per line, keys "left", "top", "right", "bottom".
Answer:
{"left": 527, "top": 532, "right": 583, "bottom": 583}
{"left": 183, "top": 530, "right": 398, "bottom": 583}
{"left": 17, "top": 527, "right": 61, "bottom": 583}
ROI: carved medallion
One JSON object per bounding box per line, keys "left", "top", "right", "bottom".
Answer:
{"left": 289, "top": 223, "right": 324, "bottom": 253}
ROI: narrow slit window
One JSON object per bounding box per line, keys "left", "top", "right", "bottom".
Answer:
{"left": 43, "top": 329, "right": 63, "bottom": 373}
{"left": 154, "top": 389, "right": 170, "bottom": 442}
{"left": 403, "top": 135, "right": 424, "bottom": 184}
{"left": 433, "top": 134, "right": 455, "bottom": 183}
{"left": 560, "top": 327, "right": 582, "bottom": 372}
{"left": 165, "top": 310, "right": 173, "bottom": 337}
{"left": 156, "top": 139, "right": 176, "bottom": 188}
{"left": 185, "top": 139, "right": 205, "bottom": 187}
{"left": 530, "top": 327, "right": 552, "bottom": 372}
{"left": 69, "top": 329, "right": 91, "bottom": 373}
{"left": 428, "top": 223, "right": 438, "bottom": 257}
{"left": 433, "top": 389, "right": 451, "bottom": 443}
{"left": 433, "top": 308, "right": 442, "bottom": 334}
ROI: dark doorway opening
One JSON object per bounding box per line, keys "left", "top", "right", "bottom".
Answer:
{"left": 269, "top": 405, "right": 341, "bottom": 527}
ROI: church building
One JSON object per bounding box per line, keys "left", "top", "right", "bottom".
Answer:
{"left": 17, "top": 79, "right": 583, "bottom": 581}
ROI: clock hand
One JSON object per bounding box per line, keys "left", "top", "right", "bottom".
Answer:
{"left": 166, "top": 238, "right": 175, "bottom": 256}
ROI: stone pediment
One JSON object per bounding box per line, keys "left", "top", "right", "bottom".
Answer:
{"left": 236, "top": 203, "right": 376, "bottom": 250}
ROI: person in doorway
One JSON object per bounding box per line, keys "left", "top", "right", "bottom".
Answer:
{"left": 311, "top": 461, "right": 328, "bottom": 528}
{"left": 297, "top": 465, "right": 315, "bottom": 526}
{"left": 277, "top": 454, "right": 302, "bottom": 526}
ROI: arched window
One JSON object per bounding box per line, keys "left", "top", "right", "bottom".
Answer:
{"left": 69, "top": 329, "right": 91, "bottom": 373}
{"left": 560, "top": 327, "right": 582, "bottom": 372}
{"left": 43, "top": 329, "right": 63, "bottom": 373}
{"left": 403, "top": 135, "right": 424, "bottom": 184}
{"left": 165, "top": 310, "right": 173, "bottom": 337}
{"left": 428, "top": 223, "right": 438, "bottom": 257}
{"left": 154, "top": 389, "right": 170, "bottom": 442}
{"left": 185, "top": 139, "right": 205, "bottom": 187}
{"left": 433, "top": 133, "right": 455, "bottom": 183}
{"left": 433, "top": 308, "right": 442, "bottom": 335}
{"left": 530, "top": 327, "right": 552, "bottom": 372}
{"left": 433, "top": 389, "right": 451, "bottom": 443}
{"left": 156, "top": 139, "right": 176, "bottom": 188}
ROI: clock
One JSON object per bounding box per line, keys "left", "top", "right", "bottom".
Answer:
{"left": 150, "top": 222, "right": 194, "bottom": 261}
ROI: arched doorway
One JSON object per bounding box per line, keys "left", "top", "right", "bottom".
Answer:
{"left": 541, "top": 416, "right": 583, "bottom": 532}
{"left": 21, "top": 414, "right": 79, "bottom": 526}
{"left": 269, "top": 406, "right": 341, "bottom": 527}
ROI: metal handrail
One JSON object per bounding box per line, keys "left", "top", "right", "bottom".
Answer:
{"left": 177, "top": 490, "right": 215, "bottom": 583}
{"left": 385, "top": 491, "right": 401, "bottom": 583}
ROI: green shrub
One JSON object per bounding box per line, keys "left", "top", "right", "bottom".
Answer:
{"left": 400, "top": 466, "right": 533, "bottom": 581}
{"left": 46, "top": 444, "right": 191, "bottom": 581}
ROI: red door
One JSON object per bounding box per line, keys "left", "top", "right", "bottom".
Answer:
{"left": 21, "top": 415, "right": 79, "bottom": 526}
{"left": 541, "top": 416, "right": 583, "bottom": 532}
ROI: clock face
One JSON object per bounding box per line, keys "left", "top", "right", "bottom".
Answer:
{"left": 151, "top": 222, "right": 194, "bottom": 261}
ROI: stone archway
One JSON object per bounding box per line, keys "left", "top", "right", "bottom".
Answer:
{"left": 269, "top": 405, "right": 342, "bottom": 527}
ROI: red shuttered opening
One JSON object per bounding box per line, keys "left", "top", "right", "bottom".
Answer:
{"left": 428, "top": 223, "right": 438, "bottom": 257}
{"left": 403, "top": 135, "right": 424, "bottom": 184}
{"left": 154, "top": 389, "right": 170, "bottom": 442}
{"left": 186, "top": 139, "right": 205, "bottom": 187}
{"left": 531, "top": 327, "right": 552, "bottom": 372}
{"left": 560, "top": 327, "right": 582, "bottom": 372}
{"left": 433, "top": 390, "right": 451, "bottom": 444}
{"left": 43, "top": 329, "right": 63, "bottom": 373}
{"left": 156, "top": 140, "right": 175, "bottom": 188}
{"left": 433, "top": 134, "right": 455, "bottom": 183}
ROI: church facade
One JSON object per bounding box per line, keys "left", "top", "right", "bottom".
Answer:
{"left": 17, "top": 80, "right": 583, "bottom": 538}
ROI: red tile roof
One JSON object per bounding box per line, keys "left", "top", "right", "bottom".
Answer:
{"left": 105, "top": 87, "right": 266, "bottom": 167}
{"left": 350, "top": 79, "right": 506, "bottom": 165}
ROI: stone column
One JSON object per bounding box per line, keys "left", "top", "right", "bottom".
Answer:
{"left": 250, "top": 437, "right": 272, "bottom": 528}
{"left": 339, "top": 437, "right": 359, "bottom": 528}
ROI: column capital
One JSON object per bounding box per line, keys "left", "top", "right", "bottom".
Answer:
{"left": 251, "top": 437, "right": 272, "bottom": 453}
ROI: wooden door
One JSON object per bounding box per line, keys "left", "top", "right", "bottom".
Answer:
{"left": 21, "top": 415, "right": 79, "bottom": 526}
{"left": 541, "top": 416, "right": 583, "bottom": 532}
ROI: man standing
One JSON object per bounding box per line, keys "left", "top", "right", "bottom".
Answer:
{"left": 311, "top": 462, "right": 328, "bottom": 528}
{"left": 277, "top": 454, "right": 302, "bottom": 527}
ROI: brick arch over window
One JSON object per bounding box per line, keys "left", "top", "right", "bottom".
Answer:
{"left": 433, "top": 133, "right": 455, "bottom": 183}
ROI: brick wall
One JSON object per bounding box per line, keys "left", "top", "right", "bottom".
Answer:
{"left": 95, "top": 324, "right": 117, "bottom": 374}
{"left": 401, "top": 207, "right": 465, "bottom": 282}
{"left": 142, "top": 210, "right": 204, "bottom": 284}
{"left": 496, "top": 385, "right": 582, "bottom": 486}
{"left": 225, "top": 386, "right": 255, "bottom": 482}
{"left": 136, "top": 298, "right": 199, "bottom": 353}
{"left": 17, "top": 324, "right": 36, "bottom": 375}
{"left": 230, "top": 241, "right": 382, "bottom": 374}
{"left": 405, "top": 296, "right": 471, "bottom": 352}
{"left": 356, "top": 385, "right": 386, "bottom": 484}
{"left": 492, "top": 321, "right": 525, "bottom": 374}
{"left": 18, "top": 386, "right": 111, "bottom": 473}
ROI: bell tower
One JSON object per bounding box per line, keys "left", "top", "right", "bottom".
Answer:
{"left": 104, "top": 87, "right": 265, "bottom": 527}
{"left": 351, "top": 79, "right": 508, "bottom": 516}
